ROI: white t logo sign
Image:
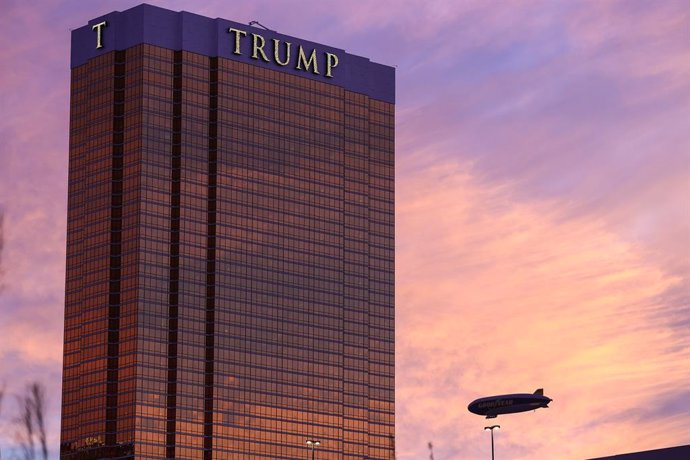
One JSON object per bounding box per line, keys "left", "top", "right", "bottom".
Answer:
{"left": 92, "top": 21, "right": 107, "bottom": 49}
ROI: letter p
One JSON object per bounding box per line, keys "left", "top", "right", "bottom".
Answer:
{"left": 325, "top": 52, "right": 339, "bottom": 78}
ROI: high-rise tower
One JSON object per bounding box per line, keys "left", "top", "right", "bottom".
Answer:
{"left": 61, "top": 4, "right": 394, "bottom": 459}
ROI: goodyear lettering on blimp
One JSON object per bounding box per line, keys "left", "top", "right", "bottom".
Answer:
{"left": 477, "top": 399, "right": 514, "bottom": 409}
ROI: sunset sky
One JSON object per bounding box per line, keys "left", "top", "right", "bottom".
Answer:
{"left": 1, "top": 1, "right": 688, "bottom": 459}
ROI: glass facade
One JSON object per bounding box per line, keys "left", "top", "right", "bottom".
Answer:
{"left": 62, "top": 35, "right": 394, "bottom": 460}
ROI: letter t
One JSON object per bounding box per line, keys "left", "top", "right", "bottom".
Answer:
{"left": 92, "top": 21, "right": 107, "bottom": 49}
{"left": 228, "top": 28, "right": 247, "bottom": 55}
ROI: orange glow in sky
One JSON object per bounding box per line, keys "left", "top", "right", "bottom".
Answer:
{"left": 0, "top": 1, "right": 688, "bottom": 458}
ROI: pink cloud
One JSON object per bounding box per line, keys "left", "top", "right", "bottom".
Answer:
{"left": 0, "top": 1, "right": 688, "bottom": 458}
{"left": 396, "top": 160, "right": 689, "bottom": 459}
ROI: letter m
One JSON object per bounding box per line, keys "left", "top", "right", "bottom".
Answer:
{"left": 296, "top": 46, "right": 319, "bottom": 74}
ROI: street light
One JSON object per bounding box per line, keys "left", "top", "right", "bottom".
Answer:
{"left": 484, "top": 425, "right": 500, "bottom": 460}
{"left": 305, "top": 439, "right": 321, "bottom": 460}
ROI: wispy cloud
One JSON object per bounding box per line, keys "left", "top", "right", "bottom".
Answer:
{"left": 0, "top": 0, "right": 687, "bottom": 458}
{"left": 0, "top": 210, "right": 4, "bottom": 284}
{"left": 396, "top": 160, "right": 689, "bottom": 459}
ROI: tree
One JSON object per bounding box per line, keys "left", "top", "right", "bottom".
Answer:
{"left": 15, "top": 383, "right": 47, "bottom": 460}
{"left": 18, "top": 391, "right": 35, "bottom": 460}
{"left": 29, "top": 384, "right": 46, "bottom": 460}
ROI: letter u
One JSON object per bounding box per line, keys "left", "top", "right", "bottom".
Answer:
{"left": 273, "top": 39, "right": 291, "bottom": 66}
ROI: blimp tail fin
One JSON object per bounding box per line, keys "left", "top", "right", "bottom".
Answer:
{"left": 533, "top": 388, "right": 544, "bottom": 396}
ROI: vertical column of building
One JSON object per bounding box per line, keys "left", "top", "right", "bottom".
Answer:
{"left": 62, "top": 50, "right": 141, "bottom": 460}
{"left": 213, "top": 58, "right": 255, "bottom": 457}
{"left": 240, "top": 64, "right": 287, "bottom": 458}
{"left": 174, "top": 51, "right": 211, "bottom": 459}
{"left": 134, "top": 44, "right": 175, "bottom": 459}
{"left": 292, "top": 78, "right": 347, "bottom": 458}
{"left": 275, "top": 76, "right": 314, "bottom": 458}
{"left": 228, "top": 59, "right": 274, "bottom": 457}
{"left": 61, "top": 55, "right": 113, "bottom": 456}
{"left": 62, "top": 47, "right": 148, "bottom": 460}
{"left": 103, "top": 48, "right": 126, "bottom": 449}
{"left": 204, "top": 56, "right": 219, "bottom": 459}
{"left": 71, "top": 52, "right": 116, "bottom": 457}
{"left": 108, "top": 45, "right": 147, "bottom": 456}
{"left": 366, "top": 99, "right": 395, "bottom": 460}
{"left": 211, "top": 57, "right": 233, "bottom": 456}
{"left": 62, "top": 53, "right": 120, "bottom": 458}
{"left": 342, "top": 91, "right": 373, "bottom": 459}
{"left": 274, "top": 77, "right": 297, "bottom": 457}
{"left": 270, "top": 69, "right": 295, "bottom": 460}
{"left": 61, "top": 63, "right": 85, "bottom": 455}
{"left": 166, "top": 49, "right": 183, "bottom": 459}
{"left": 215, "top": 63, "right": 277, "bottom": 457}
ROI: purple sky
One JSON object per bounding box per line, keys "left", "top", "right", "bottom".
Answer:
{"left": 1, "top": 1, "right": 688, "bottom": 458}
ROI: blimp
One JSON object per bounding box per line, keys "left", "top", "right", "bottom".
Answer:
{"left": 468, "top": 388, "right": 552, "bottom": 418}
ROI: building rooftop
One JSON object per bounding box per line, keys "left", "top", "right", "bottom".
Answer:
{"left": 71, "top": 3, "right": 395, "bottom": 103}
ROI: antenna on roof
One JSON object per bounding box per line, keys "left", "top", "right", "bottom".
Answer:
{"left": 248, "top": 20, "right": 274, "bottom": 32}
{"left": 428, "top": 441, "right": 435, "bottom": 460}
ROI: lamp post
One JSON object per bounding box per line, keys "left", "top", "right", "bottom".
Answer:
{"left": 484, "top": 425, "right": 500, "bottom": 460}
{"left": 305, "top": 439, "right": 321, "bottom": 460}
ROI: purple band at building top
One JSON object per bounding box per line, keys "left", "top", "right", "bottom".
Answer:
{"left": 71, "top": 3, "right": 395, "bottom": 103}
